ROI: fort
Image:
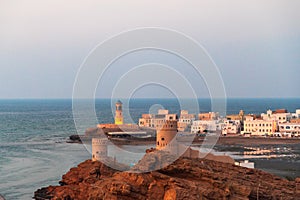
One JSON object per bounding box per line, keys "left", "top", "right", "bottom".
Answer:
{"left": 156, "top": 120, "right": 177, "bottom": 151}
{"left": 91, "top": 138, "right": 108, "bottom": 162}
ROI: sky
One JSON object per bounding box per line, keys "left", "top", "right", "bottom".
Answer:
{"left": 0, "top": 0, "right": 299, "bottom": 99}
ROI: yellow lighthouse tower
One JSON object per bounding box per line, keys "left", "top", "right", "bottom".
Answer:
{"left": 114, "top": 100, "right": 123, "bottom": 125}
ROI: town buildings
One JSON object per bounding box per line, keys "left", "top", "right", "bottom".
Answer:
{"left": 198, "top": 112, "right": 219, "bottom": 121}
{"left": 243, "top": 116, "right": 277, "bottom": 136}
{"left": 105, "top": 103, "right": 300, "bottom": 138}
{"left": 91, "top": 104, "right": 300, "bottom": 164}
{"left": 291, "top": 109, "right": 300, "bottom": 119}
{"left": 191, "top": 112, "right": 221, "bottom": 133}
{"left": 191, "top": 119, "right": 222, "bottom": 133}
{"left": 242, "top": 109, "right": 300, "bottom": 137}
{"left": 278, "top": 123, "right": 300, "bottom": 137}
{"left": 261, "top": 109, "right": 291, "bottom": 123}
{"left": 138, "top": 109, "right": 177, "bottom": 129}
{"left": 222, "top": 119, "right": 241, "bottom": 135}
{"left": 177, "top": 110, "right": 195, "bottom": 132}
{"left": 226, "top": 110, "right": 244, "bottom": 121}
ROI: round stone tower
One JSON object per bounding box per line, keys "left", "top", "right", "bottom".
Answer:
{"left": 92, "top": 137, "right": 108, "bottom": 161}
{"left": 156, "top": 120, "right": 178, "bottom": 153}
{"left": 114, "top": 100, "right": 123, "bottom": 125}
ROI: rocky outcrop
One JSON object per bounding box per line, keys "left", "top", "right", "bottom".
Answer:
{"left": 34, "top": 151, "right": 300, "bottom": 200}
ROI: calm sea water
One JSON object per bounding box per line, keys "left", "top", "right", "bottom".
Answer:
{"left": 0, "top": 98, "right": 300, "bottom": 199}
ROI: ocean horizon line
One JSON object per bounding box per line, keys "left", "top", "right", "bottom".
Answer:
{"left": 0, "top": 97, "right": 299, "bottom": 101}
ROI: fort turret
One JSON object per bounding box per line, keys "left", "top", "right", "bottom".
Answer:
{"left": 156, "top": 120, "right": 178, "bottom": 154}
{"left": 92, "top": 137, "right": 108, "bottom": 161}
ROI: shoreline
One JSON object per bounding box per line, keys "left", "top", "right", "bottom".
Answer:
{"left": 215, "top": 136, "right": 300, "bottom": 145}
{"left": 67, "top": 134, "right": 300, "bottom": 179}
{"left": 68, "top": 134, "right": 300, "bottom": 146}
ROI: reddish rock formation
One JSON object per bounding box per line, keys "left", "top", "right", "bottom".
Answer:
{"left": 34, "top": 151, "right": 300, "bottom": 200}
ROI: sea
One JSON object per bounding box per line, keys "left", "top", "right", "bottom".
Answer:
{"left": 0, "top": 98, "right": 300, "bottom": 199}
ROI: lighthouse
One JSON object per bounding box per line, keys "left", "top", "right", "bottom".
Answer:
{"left": 114, "top": 100, "right": 123, "bottom": 125}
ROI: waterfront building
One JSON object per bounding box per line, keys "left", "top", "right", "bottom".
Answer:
{"left": 243, "top": 116, "right": 277, "bottom": 136}
{"left": 138, "top": 114, "right": 152, "bottom": 127}
{"left": 222, "top": 119, "right": 241, "bottom": 135}
{"left": 291, "top": 109, "right": 300, "bottom": 119}
{"left": 114, "top": 100, "right": 123, "bottom": 125}
{"left": 278, "top": 122, "right": 300, "bottom": 137}
{"left": 191, "top": 120, "right": 222, "bottom": 133}
{"left": 261, "top": 109, "right": 292, "bottom": 123}
{"left": 138, "top": 109, "right": 177, "bottom": 129}
{"left": 177, "top": 110, "right": 195, "bottom": 132}
{"left": 198, "top": 112, "right": 220, "bottom": 121}
{"left": 226, "top": 110, "right": 244, "bottom": 121}
{"left": 92, "top": 137, "right": 108, "bottom": 161}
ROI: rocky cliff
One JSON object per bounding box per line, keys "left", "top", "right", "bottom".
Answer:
{"left": 34, "top": 151, "right": 300, "bottom": 200}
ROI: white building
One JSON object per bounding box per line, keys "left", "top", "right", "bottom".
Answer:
{"left": 191, "top": 120, "right": 222, "bottom": 133}
{"left": 177, "top": 110, "right": 195, "bottom": 132}
{"left": 243, "top": 116, "right": 277, "bottom": 136}
{"left": 291, "top": 109, "right": 300, "bottom": 119}
{"left": 278, "top": 123, "right": 300, "bottom": 137}
{"left": 138, "top": 109, "right": 177, "bottom": 129}
{"left": 261, "top": 109, "right": 291, "bottom": 123}
{"left": 222, "top": 119, "right": 241, "bottom": 135}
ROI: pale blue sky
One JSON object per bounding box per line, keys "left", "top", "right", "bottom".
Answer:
{"left": 0, "top": 0, "right": 299, "bottom": 98}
